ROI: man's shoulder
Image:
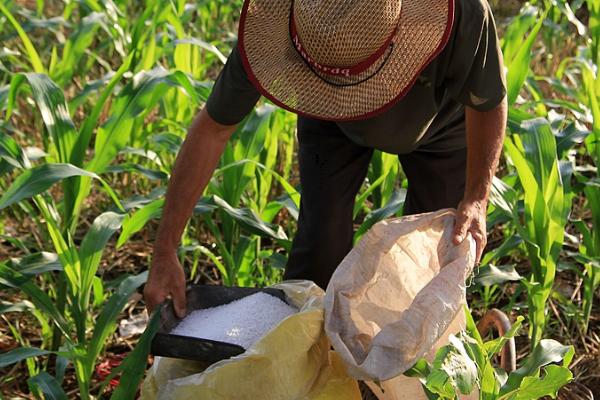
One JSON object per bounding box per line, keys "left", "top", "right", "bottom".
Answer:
{"left": 455, "top": 0, "right": 492, "bottom": 22}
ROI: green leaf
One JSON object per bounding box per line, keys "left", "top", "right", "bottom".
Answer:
{"left": 0, "top": 3, "right": 45, "bottom": 72}
{"left": 0, "top": 131, "right": 28, "bottom": 169}
{"left": 79, "top": 212, "right": 124, "bottom": 311}
{"left": 403, "top": 358, "right": 432, "bottom": 379}
{"left": 7, "top": 74, "right": 77, "bottom": 163}
{"left": 0, "top": 300, "right": 33, "bottom": 314}
{"left": 353, "top": 173, "right": 387, "bottom": 219}
{"left": 480, "top": 234, "right": 522, "bottom": 266}
{"left": 368, "top": 150, "right": 400, "bottom": 208}
{"left": 9, "top": 252, "right": 62, "bottom": 275}
{"left": 501, "top": 5, "right": 538, "bottom": 64}
{"left": 51, "top": 12, "right": 105, "bottom": 85}
{"left": 513, "top": 365, "right": 572, "bottom": 400}
{"left": 489, "top": 177, "right": 519, "bottom": 218}
{"left": 220, "top": 105, "right": 274, "bottom": 207}
{"left": 425, "top": 367, "right": 456, "bottom": 398}
{"left": 0, "top": 163, "right": 97, "bottom": 210}
{"left": 87, "top": 272, "right": 148, "bottom": 373}
{"left": 355, "top": 189, "right": 405, "bottom": 242}
{"left": 170, "top": 38, "right": 227, "bottom": 64}
{"left": 506, "top": 10, "right": 546, "bottom": 104}
{"left": 474, "top": 264, "right": 522, "bottom": 286}
{"left": 0, "top": 263, "right": 71, "bottom": 338}
{"left": 105, "top": 163, "right": 168, "bottom": 181}
{"left": 424, "top": 334, "right": 479, "bottom": 397}
{"left": 0, "top": 347, "right": 51, "bottom": 368}
{"left": 555, "top": 122, "right": 590, "bottom": 158}
{"left": 212, "top": 195, "right": 288, "bottom": 241}
{"left": 109, "top": 308, "right": 161, "bottom": 400}
{"left": 88, "top": 68, "right": 199, "bottom": 174}
{"left": 117, "top": 199, "right": 164, "bottom": 248}
{"left": 483, "top": 316, "right": 524, "bottom": 358}
{"left": 71, "top": 53, "right": 133, "bottom": 168}
{"left": 505, "top": 117, "right": 568, "bottom": 346}
{"left": 28, "top": 371, "right": 68, "bottom": 400}
{"left": 463, "top": 307, "right": 499, "bottom": 399}
{"left": 501, "top": 340, "right": 574, "bottom": 396}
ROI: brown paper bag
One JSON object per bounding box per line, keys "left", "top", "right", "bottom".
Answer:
{"left": 324, "top": 209, "right": 476, "bottom": 383}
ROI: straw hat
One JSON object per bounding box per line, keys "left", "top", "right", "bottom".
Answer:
{"left": 238, "top": 0, "right": 454, "bottom": 121}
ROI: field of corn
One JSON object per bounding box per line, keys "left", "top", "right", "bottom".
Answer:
{"left": 0, "top": 0, "right": 599, "bottom": 399}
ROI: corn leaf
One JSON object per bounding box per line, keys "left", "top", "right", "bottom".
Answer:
{"left": 50, "top": 12, "right": 105, "bottom": 85}
{"left": 0, "top": 300, "right": 33, "bottom": 314}
{"left": 0, "top": 131, "right": 29, "bottom": 169}
{"left": 220, "top": 105, "right": 273, "bottom": 206}
{"left": 590, "top": 0, "right": 600, "bottom": 65}
{"left": 71, "top": 53, "right": 133, "bottom": 168}
{"left": 500, "top": 339, "right": 574, "bottom": 395}
{"left": 483, "top": 316, "right": 524, "bottom": 358}
{"left": 474, "top": 264, "right": 522, "bottom": 286}
{"left": 506, "top": 11, "right": 546, "bottom": 105}
{"left": 78, "top": 212, "right": 124, "bottom": 312}
{"left": 28, "top": 371, "right": 68, "bottom": 400}
{"left": 86, "top": 272, "right": 148, "bottom": 374}
{"left": 0, "top": 347, "right": 51, "bottom": 368}
{"left": 117, "top": 199, "right": 164, "bottom": 248}
{"left": 87, "top": 68, "right": 199, "bottom": 174}
{"left": 501, "top": 5, "right": 538, "bottom": 64}
{"left": 0, "top": 3, "right": 45, "bottom": 73}
{"left": 212, "top": 195, "right": 288, "bottom": 241}
{"left": 355, "top": 189, "right": 405, "bottom": 242}
{"left": 105, "top": 163, "right": 168, "bottom": 181}
{"left": 9, "top": 252, "right": 62, "bottom": 275}
{"left": 108, "top": 308, "right": 161, "bottom": 400}
{"left": 426, "top": 335, "right": 478, "bottom": 396}
{"left": 7, "top": 73, "right": 77, "bottom": 164}
{"left": 0, "top": 163, "right": 96, "bottom": 210}
{"left": 513, "top": 365, "right": 572, "bottom": 400}
{"left": 0, "top": 263, "right": 71, "bottom": 339}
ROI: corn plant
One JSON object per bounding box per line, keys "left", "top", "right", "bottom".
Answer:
{"left": 542, "top": 21, "right": 600, "bottom": 333}
{"left": 114, "top": 106, "right": 298, "bottom": 287}
{"left": 572, "top": 183, "right": 600, "bottom": 333}
{"left": 494, "top": 116, "right": 571, "bottom": 348}
{"left": 406, "top": 309, "right": 574, "bottom": 399}
{"left": 0, "top": 0, "right": 598, "bottom": 397}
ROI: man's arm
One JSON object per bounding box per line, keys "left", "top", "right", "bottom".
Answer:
{"left": 452, "top": 97, "right": 508, "bottom": 262}
{"left": 144, "top": 108, "right": 238, "bottom": 317}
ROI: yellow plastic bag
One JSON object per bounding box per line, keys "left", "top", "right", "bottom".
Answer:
{"left": 141, "top": 280, "right": 360, "bottom": 400}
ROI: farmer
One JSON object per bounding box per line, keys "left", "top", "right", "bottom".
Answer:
{"left": 144, "top": 0, "right": 507, "bottom": 317}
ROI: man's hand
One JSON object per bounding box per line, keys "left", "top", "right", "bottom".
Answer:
{"left": 452, "top": 199, "right": 487, "bottom": 263}
{"left": 144, "top": 250, "right": 187, "bottom": 318}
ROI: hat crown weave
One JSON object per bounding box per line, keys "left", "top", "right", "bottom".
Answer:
{"left": 293, "top": 0, "right": 402, "bottom": 67}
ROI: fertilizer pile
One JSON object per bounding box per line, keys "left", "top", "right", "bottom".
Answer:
{"left": 170, "top": 292, "right": 297, "bottom": 348}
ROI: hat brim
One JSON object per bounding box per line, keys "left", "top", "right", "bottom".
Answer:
{"left": 238, "top": 0, "right": 454, "bottom": 121}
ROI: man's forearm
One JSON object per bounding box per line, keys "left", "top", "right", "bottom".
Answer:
{"left": 154, "top": 108, "right": 236, "bottom": 254}
{"left": 464, "top": 98, "right": 508, "bottom": 204}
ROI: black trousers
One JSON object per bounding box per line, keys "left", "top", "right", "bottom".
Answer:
{"left": 283, "top": 117, "right": 467, "bottom": 289}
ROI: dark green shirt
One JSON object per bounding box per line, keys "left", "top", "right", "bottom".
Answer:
{"left": 206, "top": 0, "right": 506, "bottom": 154}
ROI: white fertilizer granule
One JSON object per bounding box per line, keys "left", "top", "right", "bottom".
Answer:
{"left": 170, "top": 292, "right": 297, "bottom": 349}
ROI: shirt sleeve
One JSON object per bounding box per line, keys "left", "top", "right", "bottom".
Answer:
{"left": 205, "top": 44, "right": 261, "bottom": 125}
{"left": 445, "top": 0, "right": 506, "bottom": 111}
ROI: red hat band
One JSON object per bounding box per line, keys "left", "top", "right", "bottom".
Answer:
{"left": 289, "top": 9, "right": 399, "bottom": 78}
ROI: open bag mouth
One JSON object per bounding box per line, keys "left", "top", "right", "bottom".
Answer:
{"left": 150, "top": 285, "right": 289, "bottom": 363}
